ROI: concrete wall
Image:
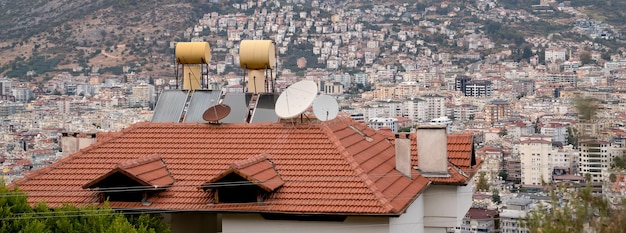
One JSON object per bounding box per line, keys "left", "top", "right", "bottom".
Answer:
{"left": 222, "top": 213, "right": 389, "bottom": 233}
{"left": 423, "top": 181, "right": 474, "bottom": 233}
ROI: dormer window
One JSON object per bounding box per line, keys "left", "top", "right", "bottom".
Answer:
{"left": 202, "top": 154, "right": 284, "bottom": 204}
{"left": 82, "top": 154, "right": 175, "bottom": 203}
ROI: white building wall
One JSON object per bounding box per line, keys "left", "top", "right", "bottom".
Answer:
{"left": 390, "top": 195, "right": 424, "bottom": 233}
{"left": 518, "top": 141, "right": 555, "bottom": 185}
{"left": 222, "top": 213, "right": 389, "bottom": 233}
{"left": 424, "top": 180, "right": 474, "bottom": 233}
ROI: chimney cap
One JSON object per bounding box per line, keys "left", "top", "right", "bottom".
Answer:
{"left": 417, "top": 125, "right": 447, "bottom": 129}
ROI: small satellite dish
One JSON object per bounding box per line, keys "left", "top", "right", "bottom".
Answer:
{"left": 203, "top": 104, "right": 231, "bottom": 122}
{"left": 275, "top": 80, "right": 318, "bottom": 119}
{"left": 312, "top": 95, "right": 339, "bottom": 121}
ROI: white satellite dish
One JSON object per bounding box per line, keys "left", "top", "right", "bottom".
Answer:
{"left": 312, "top": 95, "right": 339, "bottom": 121}
{"left": 275, "top": 80, "right": 318, "bottom": 119}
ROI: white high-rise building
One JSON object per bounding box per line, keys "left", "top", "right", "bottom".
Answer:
{"left": 421, "top": 94, "right": 446, "bottom": 121}
{"left": 130, "top": 84, "right": 155, "bottom": 107}
{"left": 517, "top": 135, "right": 574, "bottom": 185}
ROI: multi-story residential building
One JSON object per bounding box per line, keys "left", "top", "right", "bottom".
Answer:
{"left": 372, "top": 84, "right": 396, "bottom": 100}
{"left": 511, "top": 79, "right": 535, "bottom": 97}
{"left": 321, "top": 81, "right": 344, "bottom": 95}
{"left": 484, "top": 100, "right": 511, "bottom": 125}
{"left": 395, "top": 82, "right": 420, "bottom": 98}
{"left": 518, "top": 135, "right": 560, "bottom": 185}
{"left": 453, "top": 207, "right": 499, "bottom": 233}
{"left": 130, "top": 84, "right": 155, "bottom": 108}
{"left": 500, "top": 199, "right": 532, "bottom": 233}
{"left": 504, "top": 154, "right": 522, "bottom": 183}
{"left": 539, "top": 122, "right": 568, "bottom": 144}
{"left": 504, "top": 122, "right": 535, "bottom": 139}
{"left": 405, "top": 97, "right": 427, "bottom": 123}
{"left": 544, "top": 47, "right": 567, "bottom": 63}
{"left": 463, "top": 80, "right": 492, "bottom": 97}
{"left": 453, "top": 104, "right": 479, "bottom": 122}
{"left": 546, "top": 72, "right": 577, "bottom": 87}
{"left": 0, "top": 101, "right": 24, "bottom": 119}
{"left": 0, "top": 78, "right": 13, "bottom": 96}
{"left": 12, "top": 87, "right": 32, "bottom": 103}
{"left": 455, "top": 76, "right": 472, "bottom": 93}
{"left": 476, "top": 145, "right": 503, "bottom": 182}
{"left": 578, "top": 139, "right": 618, "bottom": 192}
{"left": 368, "top": 117, "right": 398, "bottom": 133}
{"left": 422, "top": 93, "right": 446, "bottom": 122}
{"left": 364, "top": 100, "right": 404, "bottom": 119}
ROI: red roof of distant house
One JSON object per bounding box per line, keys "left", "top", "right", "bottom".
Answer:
{"left": 467, "top": 207, "right": 499, "bottom": 220}
{"left": 13, "top": 117, "right": 476, "bottom": 215}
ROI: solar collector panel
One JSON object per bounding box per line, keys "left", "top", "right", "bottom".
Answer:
{"left": 151, "top": 90, "right": 189, "bottom": 122}
{"left": 183, "top": 90, "right": 222, "bottom": 123}
{"left": 249, "top": 93, "right": 280, "bottom": 123}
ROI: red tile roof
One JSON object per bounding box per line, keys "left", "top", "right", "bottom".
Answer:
{"left": 203, "top": 154, "right": 284, "bottom": 192}
{"left": 13, "top": 117, "right": 431, "bottom": 215}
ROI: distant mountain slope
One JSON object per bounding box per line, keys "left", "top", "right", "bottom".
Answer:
{"left": 0, "top": 0, "right": 206, "bottom": 80}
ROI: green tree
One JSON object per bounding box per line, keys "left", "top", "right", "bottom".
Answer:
{"left": 584, "top": 173, "right": 592, "bottom": 183}
{"left": 580, "top": 51, "right": 592, "bottom": 65}
{"left": 498, "top": 128, "right": 508, "bottom": 137}
{"left": 0, "top": 183, "right": 170, "bottom": 233}
{"left": 476, "top": 172, "right": 490, "bottom": 192}
{"left": 491, "top": 189, "right": 501, "bottom": 204}
{"left": 614, "top": 156, "right": 626, "bottom": 169}
{"left": 573, "top": 96, "right": 598, "bottom": 122}
{"left": 524, "top": 185, "right": 626, "bottom": 233}
{"left": 566, "top": 127, "right": 578, "bottom": 147}
{"left": 498, "top": 171, "right": 508, "bottom": 181}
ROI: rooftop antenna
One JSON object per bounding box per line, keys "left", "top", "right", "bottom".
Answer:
{"left": 312, "top": 94, "right": 339, "bottom": 121}
{"left": 275, "top": 80, "right": 318, "bottom": 121}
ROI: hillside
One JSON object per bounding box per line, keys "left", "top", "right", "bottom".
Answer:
{"left": 0, "top": 0, "right": 205, "bottom": 81}
{"left": 1, "top": 0, "right": 626, "bottom": 82}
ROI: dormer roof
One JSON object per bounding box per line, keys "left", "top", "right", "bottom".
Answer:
{"left": 82, "top": 154, "right": 175, "bottom": 189}
{"left": 202, "top": 154, "right": 284, "bottom": 192}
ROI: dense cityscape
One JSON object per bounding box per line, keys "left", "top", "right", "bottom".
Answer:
{"left": 1, "top": 0, "right": 626, "bottom": 232}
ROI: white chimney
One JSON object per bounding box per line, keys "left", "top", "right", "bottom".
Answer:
{"left": 395, "top": 133, "right": 411, "bottom": 178}
{"left": 417, "top": 125, "right": 449, "bottom": 177}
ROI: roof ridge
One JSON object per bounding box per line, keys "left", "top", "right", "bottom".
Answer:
{"left": 118, "top": 154, "right": 163, "bottom": 169}
{"left": 320, "top": 121, "right": 396, "bottom": 213}
{"left": 231, "top": 153, "right": 269, "bottom": 169}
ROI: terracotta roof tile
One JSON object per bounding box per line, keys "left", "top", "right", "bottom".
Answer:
{"left": 14, "top": 117, "right": 430, "bottom": 215}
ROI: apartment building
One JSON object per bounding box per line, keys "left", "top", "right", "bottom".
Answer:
{"left": 463, "top": 80, "right": 492, "bottom": 97}
{"left": 578, "top": 139, "right": 618, "bottom": 192}
{"left": 484, "top": 100, "right": 511, "bottom": 125}
{"left": 518, "top": 135, "right": 573, "bottom": 185}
